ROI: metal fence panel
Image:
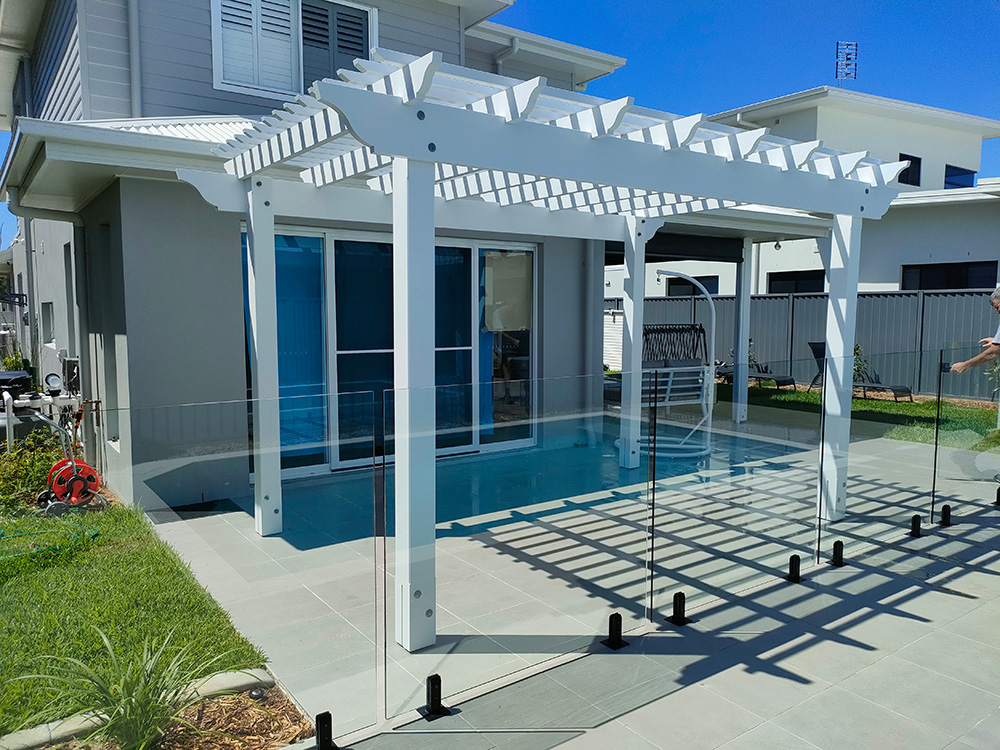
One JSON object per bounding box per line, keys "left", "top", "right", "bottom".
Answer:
{"left": 606, "top": 288, "right": 997, "bottom": 401}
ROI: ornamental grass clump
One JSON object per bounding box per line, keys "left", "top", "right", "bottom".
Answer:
{"left": 21, "top": 627, "right": 236, "bottom": 750}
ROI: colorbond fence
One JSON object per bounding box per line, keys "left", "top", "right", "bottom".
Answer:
{"left": 605, "top": 289, "right": 997, "bottom": 400}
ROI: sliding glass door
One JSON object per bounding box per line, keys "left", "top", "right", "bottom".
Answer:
{"left": 247, "top": 229, "right": 536, "bottom": 473}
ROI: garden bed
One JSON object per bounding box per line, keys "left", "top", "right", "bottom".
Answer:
{"left": 0, "top": 504, "right": 267, "bottom": 738}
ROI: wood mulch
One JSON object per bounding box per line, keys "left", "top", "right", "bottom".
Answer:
{"left": 41, "top": 687, "right": 315, "bottom": 750}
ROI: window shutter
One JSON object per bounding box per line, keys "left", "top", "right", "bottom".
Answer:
{"left": 301, "top": 1, "right": 369, "bottom": 91}
{"left": 257, "top": 0, "right": 295, "bottom": 91}
{"left": 220, "top": 0, "right": 256, "bottom": 85}
{"left": 332, "top": 3, "right": 369, "bottom": 75}
{"left": 302, "top": 0, "right": 332, "bottom": 88}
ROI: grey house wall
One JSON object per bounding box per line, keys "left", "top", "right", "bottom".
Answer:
{"left": 33, "top": 0, "right": 83, "bottom": 120}
{"left": 76, "top": 0, "right": 466, "bottom": 120}
{"left": 117, "top": 178, "right": 251, "bottom": 509}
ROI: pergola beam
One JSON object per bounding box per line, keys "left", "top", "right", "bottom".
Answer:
{"left": 312, "top": 81, "right": 892, "bottom": 217}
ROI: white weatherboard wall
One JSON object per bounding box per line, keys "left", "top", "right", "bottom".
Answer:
{"left": 605, "top": 261, "right": 738, "bottom": 297}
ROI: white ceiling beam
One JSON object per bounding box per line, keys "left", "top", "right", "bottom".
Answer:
{"left": 466, "top": 76, "right": 545, "bottom": 122}
{"left": 747, "top": 139, "right": 822, "bottom": 170}
{"left": 803, "top": 151, "right": 868, "bottom": 179}
{"left": 322, "top": 50, "right": 441, "bottom": 104}
{"left": 635, "top": 198, "right": 740, "bottom": 219}
{"left": 623, "top": 114, "right": 704, "bottom": 150}
{"left": 533, "top": 186, "right": 697, "bottom": 215}
{"left": 853, "top": 160, "right": 909, "bottom": 187}
{"left": 304, "top": 147, "right": 392, "bottom": 186}
{"left": 220, "top": 96, "right": 349, "bottom": 179}
{"left": 687, "top": 127, "right": 768, "bottom": 161}
{"left": 552, "top": 96, "right": 632, "bottom": 138}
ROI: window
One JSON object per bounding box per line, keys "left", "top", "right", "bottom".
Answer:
{"left": 666, "top": 275, "right": 719, "bottom": 297}
{"left": 41, "top": 302, "right": 55, "bottom": 343}
{"left": 302, "top": 1, "right": 369, "bottom": 92}
{"left": 898, "top": 153, "right": 921, "bottom": 187}
{"left": 767, "top": 270, "right": 825, "bottom": 294}
{"left": 901, "top": 261, "right": 997, "bottom": 291}
{"left": 944, "top": 165, "right": 976, "bottom": 189}
{"left": 214, "top": 0, "right": 373, "bottom": 97}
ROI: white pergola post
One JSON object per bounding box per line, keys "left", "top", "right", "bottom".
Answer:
{"left": 620, "top": 215, "right": 649, "bottom": 469}
{"left": 392, "top": 156, "right": 438, "bottom": 652}
{"left": 245, "top": 177, "right": 283, "bottom": 536}
{"left": 817, "top": 214, "right": 862, "bottom": 521}
{"left": 732, "top": 237, "right": 752, "bottom": 423}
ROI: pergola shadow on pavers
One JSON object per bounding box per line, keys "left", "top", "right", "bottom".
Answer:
{"left": 188, "top": 47, "right": 906, "bottom": 656}
{"left": 150, "top": 426, "right": 995, "bottom": 738}
{"left": 354, "top": 501, "right": 1000, "bottom": 750}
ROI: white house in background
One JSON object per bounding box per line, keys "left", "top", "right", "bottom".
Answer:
{"left": 605, "top": 87, "right": 1000, "bottom": 299}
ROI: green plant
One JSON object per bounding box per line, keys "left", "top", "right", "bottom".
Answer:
{"left": 853, "top": 344, "right": 870, "bottom": 382}
{"left": 21, "top": 627, "right": 236, "bottom": 750}
{"left": 0, "top": 432, "right": 64, "bottom": 517}
{"left": 986, "top": 360, "right": 1000, "bottom": 396}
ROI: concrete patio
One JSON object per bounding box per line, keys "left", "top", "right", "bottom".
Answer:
{"left": 148, "top": 409, "right": 1000, "bottom": 747}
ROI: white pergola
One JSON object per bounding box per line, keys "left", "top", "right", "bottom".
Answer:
{"left": 207, "top": 49, "right": 905, "bottom": 652}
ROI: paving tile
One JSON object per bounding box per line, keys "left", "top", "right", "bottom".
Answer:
{"left": 717, "top": 722, "right": 822, "bottom": 749}
{"left": 617, "top": 684, "right": 763, "bottom": 750}
{"left": 773, "top": 685, "right": 952, "bottom": 750}
{"left": 223, "top": 586, "right": 335, "bottom": 633}
{"left": 840, "top": 655, "right": 1000, "bottom": 738}
{"left": 264, "top": 613, "right": 375, "bottom": 675}
{"left": 555, "top": 723, "right": 658, "bottom": 749}
{"left": 451, "top": 674, "right": 611, "bottom": 730}
{"left": 941, "top": 602, "right": 1000, "bottom": 647}
{"left": 897, "top": 630, "right": 1000, "bottom": 696}
{"left": 277, "top": 651, "right": 379, "bottom": 736}
{"left": 698, "top": 658, "right": 831, "bottom": 720}
{"left": 956, "top": 707, "right": 1000, "bottom": 749}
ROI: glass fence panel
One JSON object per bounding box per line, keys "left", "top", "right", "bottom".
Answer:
{"left": 107, "top": 391, "right": 379, "bottom": 739}
{"left": 648, "top": 356, "right": 824, "bottom": 621}
{"left": 808, "top": 350, "right": 934, "bottom": 566}
{"left": 935, "top": 345, "right": 1000, "bottom": 524}
{"left": 382, "top": 372, "right": 653, "bottom": 721}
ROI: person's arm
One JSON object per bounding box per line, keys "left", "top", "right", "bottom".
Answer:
{"left": 952, "top": 344, "right": 1000, "bottom": 373}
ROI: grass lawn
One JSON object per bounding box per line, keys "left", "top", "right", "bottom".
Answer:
{"left": 0, "top": 506, "right": 265, "bottom": 736}
{"left": 717, "top": 383, "right": 1000, "bottom": 451}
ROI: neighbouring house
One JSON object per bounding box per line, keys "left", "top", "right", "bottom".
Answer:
{"left": 0, "top": 0, "right": 906, "bottom": 653}
{"left": 605, "top": 87, "right": 1000, "bottom": 299}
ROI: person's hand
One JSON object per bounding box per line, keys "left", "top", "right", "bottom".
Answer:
{"left": 981, "top": 337, "right": 995, "bottom": 348}
{"left": 952, "top": 361, "right": 971, "bottom": 374}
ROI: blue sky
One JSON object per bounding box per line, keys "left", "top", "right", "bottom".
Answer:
{"left": 1, "top": 0, "right": 997, "bottom": 246}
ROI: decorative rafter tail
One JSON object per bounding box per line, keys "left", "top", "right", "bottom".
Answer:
{"left": 553, "top": 96, "right": 633, "bottom": 138}
{"left": 466, "top": 76, "right": 546, "bottom": 122}
{"left": 623, "top": 113, "right": 703, "bottom": 150}
{"left": 748, "top": 139, "right": 822, "bottom": 170}
{"left": 369, "top": 50, "right": 441, "bottom": 103}
{"left": 805, "top": 150, "right": 869, "bottom": 179}
{"left": 688, "top": 127, "right": 768, "bottom": 160}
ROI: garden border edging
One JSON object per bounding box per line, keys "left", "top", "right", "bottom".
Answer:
{"left": 0, "top": 668, "right": 274, "bottom": 750}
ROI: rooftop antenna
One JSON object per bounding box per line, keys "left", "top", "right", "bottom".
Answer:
{"left": 835, "top": 41, "right": 858, "bottom": 87}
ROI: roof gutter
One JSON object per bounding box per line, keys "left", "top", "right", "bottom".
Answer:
{"left": 6, "top": 185, "right": 84, "bottom": 226}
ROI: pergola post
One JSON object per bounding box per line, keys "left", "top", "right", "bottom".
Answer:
{"left": 620, "top": 215, "right": 649, "bottom": 469}
{"left": 392, "top": 156, "right": 438, "bottom": 652}
{"left": 732, "top": 237, "right": 752, "bottom": 423}
{"left": 245, "top": 177, "right": 283, "bottom": 536}
{"left": 818, "top": 214, "right": 862, "bottom": 521}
